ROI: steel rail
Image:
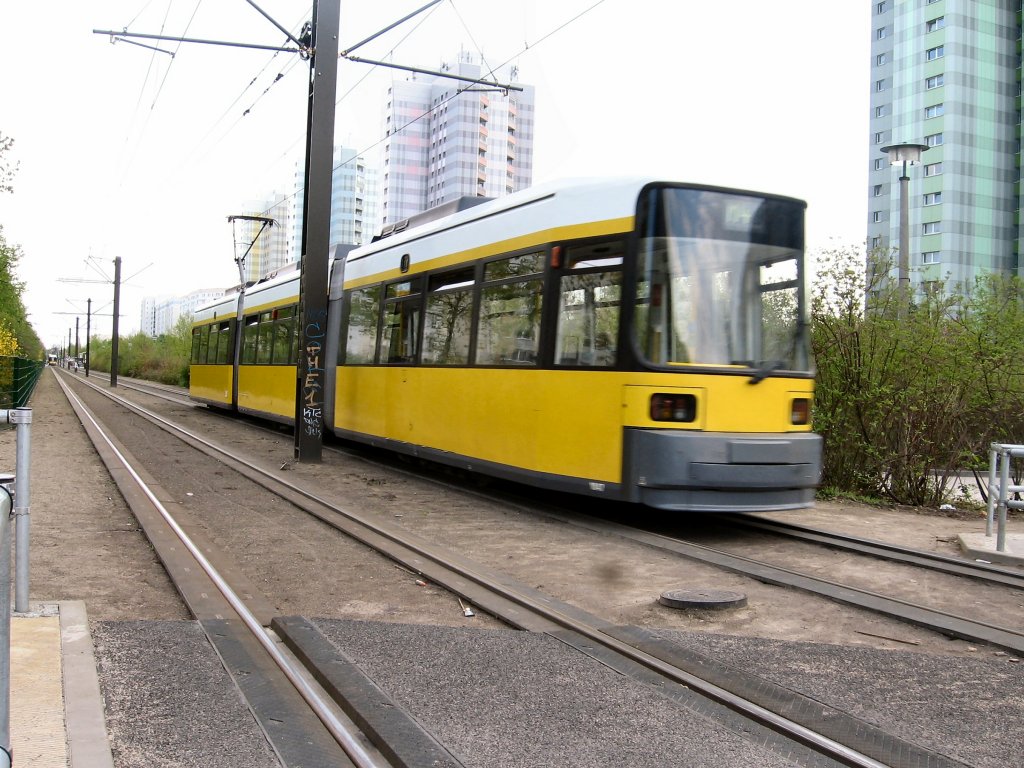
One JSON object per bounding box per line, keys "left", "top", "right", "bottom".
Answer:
{"left": 53, "top": 373, "right": 381, "bottom": 768}
{"left": 548, "top": 512, "right": 1024, "bottom": 656}
{"left": 721, "top": 514, "right": 1024, "bottom": 589}
{"left": 64, "top": 373, "right": 896, "bottom": 768}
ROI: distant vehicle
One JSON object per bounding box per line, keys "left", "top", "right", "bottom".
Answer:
{"left": 47, "top": 354, "right": 57, "bottom": 366}
{"left": 190, "top": 177, "right": 822, "bottom": 512}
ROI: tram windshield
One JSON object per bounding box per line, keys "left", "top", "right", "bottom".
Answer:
{"left": 634, "top": 186, "right": 811, "bottom": 374}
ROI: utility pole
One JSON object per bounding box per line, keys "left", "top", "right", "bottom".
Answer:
{"left": 85, "top": 299, "right": 92, "bottom": 377}
{"left": 294, "top": 0, "right": 340, "bottom": 462}
{"left": 111, "top": 257, "right": 121, "bottom": 387}
{"left": 74, "top": 319, "right": 79, "bottom": 359}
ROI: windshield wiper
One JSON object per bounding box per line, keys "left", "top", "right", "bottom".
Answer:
{"left": 747, "top": 359, "right": 785, "bottom": 385}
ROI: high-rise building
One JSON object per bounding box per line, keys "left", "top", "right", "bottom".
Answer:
{"left": 867, "top": 0, "right": 1021, "bottom": 295}
{"left": 381, "top": 51, "right": 535, "bottom": 224}
{"left": 293, "top": 145, "right": 380, "bottom": 259}
{"left": 140, "top": 288, "right": 225, "bottom": 337}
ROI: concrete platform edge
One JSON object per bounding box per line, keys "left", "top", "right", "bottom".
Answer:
{"left": 58, "top": 601, "right": 114, "bottom": 768}
{"left": 956, "top": 532, "right": 1024, "bottom": 566}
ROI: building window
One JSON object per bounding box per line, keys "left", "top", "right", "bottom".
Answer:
{"left": 876, "top": 52, "right": 888, "bottom": 66}
{"left": 926, "top": 74, "right": 944, "bottom": 89}
{"left": 872, "top": 236, "right": 882, "bottom": 249}
{"left": 922, "top": 251, "right": 940, "bottom": 264}
{"left": 873, "top": 185, "right": 884, "bottom": 197}
{"left": 874, "top": 131, "right": 885, "bottom": 144}
{"left": 926, "top": 45, "right": 944, "bottom": 61}
{"left": 923, "top": 221, "right": 941, "bottom": 235}
{"left": 876, "top": 1, "right": 888, "bottom": 12}
{"left": 925, "top": 133, "right": 944, "bottom": 147}
{"left": 923, "top": 192, "right": 942, "bottom": 206}
{"left": 875, "top": 104, "right": 888, "bottom": 118}
{"left": 924, "top": 162, "right": 943, "bottom": 176}
{"left": 873, "top": 211, "right": 883, "bottom": 223}
{"left": 876, "top": 26, "right": 888, "bottom": 39}
{"left": 874, "top": 158, "right": 886, "bottom": 170}
{"left": 875, "top": 79, "right": 887, "bottom": 92}
{"left": 925, "top": 103, "right": 944, "bottom": 118}
{"left": 926, "top": 17, "right": 945, "bottom": 32}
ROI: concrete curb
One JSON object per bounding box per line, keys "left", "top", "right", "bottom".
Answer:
{"left": 957, "top": 532, "right": 1024, "bottom": 567}
{"left": 58, "top": 601, "right": 113, "bottom": 768}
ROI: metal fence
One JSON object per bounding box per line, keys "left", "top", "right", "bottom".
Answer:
{"left": 0, "top": 357, "right": 44, "bottom": 410}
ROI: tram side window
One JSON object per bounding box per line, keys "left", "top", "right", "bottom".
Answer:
{"left": 255, "top": 312, "right": 274, "bottom": 364}
{"left": 191, "top": 328, "right": 204, "bottom": 363}
{"left": 241, "top": 315, "right": 260, "bottom": 364}
{"left": 555, "top": 242, "right": 623, "bottom": 367}
{"left": 197, "top": 326, "right": 211, "bottom": 364}
{"left": 215, "top": 320, "right": 234, "bottom": 365}
{"left": 342, "top": 285, "right": 383, "bottom": 364}
{"left": 476, "top": 252, "right": 544, "bottom": 366}
{"left": 271, "top": 307, "right": 297, "bottom": 365}
{"left": 380, "top": 279, "right": 422, "bottom": 364}
{"left": 422, "top": 268, "right": 474, "bottom": 365}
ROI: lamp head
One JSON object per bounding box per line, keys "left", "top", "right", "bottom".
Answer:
{"left": 880, "top": 142, "right": 930, "bottom": 166}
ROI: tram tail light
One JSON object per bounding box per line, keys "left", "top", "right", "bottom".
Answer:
{"left": 791, "top": 398, "right": 811, "bottom": 425}
{"left": 650, "top": 393, "right": 696, "bottom": 423}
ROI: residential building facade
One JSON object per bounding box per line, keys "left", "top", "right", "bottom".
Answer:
{"left": 140, "top": 288, "right": 225, "bottom": 337}
{"left": 292, "top": 145, "right": 380, "bottom": 260}
{"left": 381, "top": 51, "right": 535, "bottom": 224}
{"left": 868, "top": 0, "right": 1021, "bottom": 295}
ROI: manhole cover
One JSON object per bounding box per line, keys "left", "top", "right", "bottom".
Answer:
{"left": 658, "top": 589, "right": 747, "bottom": 610}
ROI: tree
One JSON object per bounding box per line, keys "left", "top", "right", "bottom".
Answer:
{"left": 0, "top": 133, "right": 42, "bottom": 359}
{"left": 0, "top": 133, "right": 16, "bottom": 195}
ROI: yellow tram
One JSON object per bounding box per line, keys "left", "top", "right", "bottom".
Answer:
{"left": 191, "top": 177, "right": 821, "bottom": 511}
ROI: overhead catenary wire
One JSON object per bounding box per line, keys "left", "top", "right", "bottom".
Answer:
{"left": 98, "top": 1, "right": 612, "bottom": 249}
{"left": 119, "top": 0, "right": 204, "bottom": 186}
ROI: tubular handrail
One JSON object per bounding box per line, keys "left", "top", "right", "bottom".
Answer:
{"left": 987, "top": 443, "right": 1024, "bottom": 552}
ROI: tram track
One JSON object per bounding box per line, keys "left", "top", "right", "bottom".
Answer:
{"left": 541, "top": 510, "right": 1024, "bottom": 657}
{"left": 80, "top": 370, "right": 1024, "bottom": 647}
{"left": 720, "top": 515, "right": 1024, "bottom": 589}
{"left": 89, "top": 370, "right": 1024, "bottom": 653}
{"left": 52, "top": 368, "right": 985, "bottom": 768}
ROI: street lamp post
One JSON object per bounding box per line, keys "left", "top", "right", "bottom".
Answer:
{"left": 880, "top": 142, "right": 929, "bottom": 310}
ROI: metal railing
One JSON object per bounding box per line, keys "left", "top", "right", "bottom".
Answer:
{"left": 0, "top": 357, "right": 45, "bottom": 410}
{"left": 0, "top": 406, "right": 32, "bottom": 767}
{"left": 986, "top": 443, "right": 1024, "bottom": 553}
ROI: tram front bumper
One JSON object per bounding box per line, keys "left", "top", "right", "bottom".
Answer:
{"left": 623, "top": 429, "right": 822, "bottom": 512}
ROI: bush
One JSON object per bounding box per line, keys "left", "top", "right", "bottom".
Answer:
{"left": 812, "top": 246, "right": 1024, "bottom": 506}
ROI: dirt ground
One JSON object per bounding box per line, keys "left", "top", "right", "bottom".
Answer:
{"left": 5, "top": 369, "right": 1023, "bottom": 659}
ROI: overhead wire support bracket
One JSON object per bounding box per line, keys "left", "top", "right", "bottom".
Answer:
{"left": 108, "top": 34, "right": 175, "bottom": 57}
{"left": 92, "top": 29, "right": 306, "bottom": 55}
{"left": 341, "top": 55, "right": 523, "bottom": 92}
{"left": 340, "top": 0, "right": 443, "bottom": 56}
{"left": 243, "top": 0, "right": 307, "bottom": 50}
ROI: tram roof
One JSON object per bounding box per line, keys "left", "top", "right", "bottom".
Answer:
{"left": 349, "top": 176, "right": 659, "bottom": 263}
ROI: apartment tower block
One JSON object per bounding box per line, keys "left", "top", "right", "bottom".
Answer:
{"left": 868, "top": 0, "right": 1022, "bottom": 294}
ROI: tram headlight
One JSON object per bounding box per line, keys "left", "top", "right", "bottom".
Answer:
{"left": 791, "top": 398, "right": 811, "bottom": 425}
{"left": 650, "top": 393, "right": 696, "bottom": 423}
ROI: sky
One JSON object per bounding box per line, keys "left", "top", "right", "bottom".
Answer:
{"left": 0, "top": 1, "right": 869, "bottom": 348}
